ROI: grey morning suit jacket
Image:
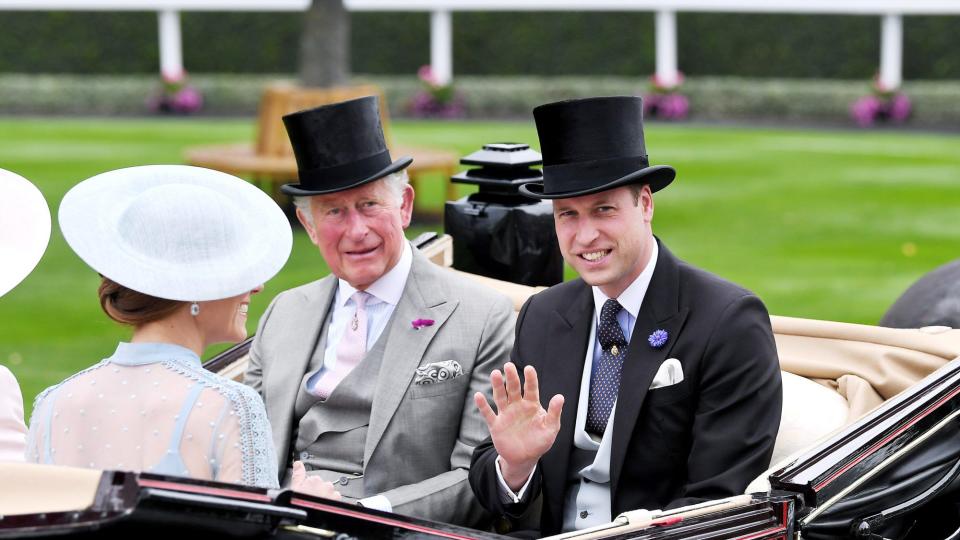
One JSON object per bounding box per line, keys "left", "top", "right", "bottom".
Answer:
{"left": 245, "top": 248, "right": 515, "bottom": 527}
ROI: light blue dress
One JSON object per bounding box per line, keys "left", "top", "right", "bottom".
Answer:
{"left": 27, "top": 342, "right": 278, "bottom": 489}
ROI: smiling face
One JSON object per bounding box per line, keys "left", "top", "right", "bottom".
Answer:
{"left": 297, "top": 178, "right": 414, "bottom": 290}
{"left": 195, "top": 285, "right": 263, "bottom": 347}
{"left": 553, "top": 185, "right": 655, "bottom": 299}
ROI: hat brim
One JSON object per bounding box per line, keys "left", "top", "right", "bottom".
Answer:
{"left": 59, "top": 165, "right": 293, "bottom": 302}
{"left": 280, "top": 156, "right": 413, "bottom": 196}
{"left": 0, "top": 170, "right": 51, "bottom": 298}
{"left": 518, "top": 165, "right": 675, "bottom": 200}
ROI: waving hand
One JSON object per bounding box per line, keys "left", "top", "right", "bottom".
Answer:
{"left": 474, "top": 362, "right": 564, "bottom": 491}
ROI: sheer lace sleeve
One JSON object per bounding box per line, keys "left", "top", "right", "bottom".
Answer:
{"left": 227, "top": 382, "right": 279, "bottom": 489}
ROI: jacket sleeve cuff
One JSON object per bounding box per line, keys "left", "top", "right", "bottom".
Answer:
{"left": 495, "top": 455, "right": 536, "bottom": 504}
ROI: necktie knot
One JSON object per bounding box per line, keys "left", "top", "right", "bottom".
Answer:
{"left": 598, "top": 299, "right": 626, "bottom": 351}
{"left": 352, "top": 291, "right": 370, "bottom": 310}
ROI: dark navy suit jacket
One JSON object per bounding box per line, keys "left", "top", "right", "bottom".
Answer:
{"left": 470, "top": 240, "right": 782, "bottom": 535}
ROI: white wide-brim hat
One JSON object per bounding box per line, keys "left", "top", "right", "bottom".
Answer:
{"left": 59, "top": 165, "right": 292, "bottom": 302}
{"left": 0, "top": 169, "right": 51, "bottom": 297}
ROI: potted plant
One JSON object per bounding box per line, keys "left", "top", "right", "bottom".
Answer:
{"left": 850, "top": 77, "right": 911, "bottom": 127}
{"left": 643, "top": 71, "right": 689, "bottom": 121}
{"left": 148, "top": 70, "right": 203, "bottom": 115}
{"left": 409, "top": 65, "right": 465, "bottom": 119}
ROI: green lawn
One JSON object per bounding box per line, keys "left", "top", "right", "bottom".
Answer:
{"left": 2, "top": 117, "right": 959, "bottom": 415}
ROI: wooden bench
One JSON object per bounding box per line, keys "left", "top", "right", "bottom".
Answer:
{"left": 184, "top": 84, "right": 459, "bottom": 210}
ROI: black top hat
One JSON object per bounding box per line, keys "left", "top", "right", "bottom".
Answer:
{"left": 280, "top": 96, "right": 413, "bottom": 196}
{"left": 519, "top": 96, "right": 675, "bottom": 199}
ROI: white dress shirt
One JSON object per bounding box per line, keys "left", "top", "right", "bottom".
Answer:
{"left": 308, "top": 241, "right": 412, "bottom": 389}
{"left": 497, "top": 242, "right": 659, "bottom": 531}
{"left": 306, "top": 241, "right": 413, "bottom": 512}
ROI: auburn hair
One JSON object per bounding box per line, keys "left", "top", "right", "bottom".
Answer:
{"left": 98, "top": 276, "right": 184, "bottom": 326}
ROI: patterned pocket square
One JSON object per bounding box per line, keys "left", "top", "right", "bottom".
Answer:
{"left": 414, "top": 360, "right": 463, "bottom": 385}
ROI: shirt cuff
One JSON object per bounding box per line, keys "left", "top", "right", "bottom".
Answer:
{"left": 495, "top": 455, "right": 536, "bottom": 504}
{"left": 358, "top": 494, "right": 392, "bottom": 512}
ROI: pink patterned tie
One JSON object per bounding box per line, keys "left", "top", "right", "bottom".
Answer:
{"left": 313, "top": 291, "right": 369, "bottom": 400}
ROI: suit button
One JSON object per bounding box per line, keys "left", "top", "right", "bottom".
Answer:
{"left": 339, "top": 476, "right": 349, "bottom": 486}
{"left": 580, "top": 511, "right": 589, "bottom": 519}
{"left": 300, "top": 452, "right": 310, "bottom": 460}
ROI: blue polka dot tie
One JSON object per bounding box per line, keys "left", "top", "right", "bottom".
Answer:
{"left": 586, "top": 299, "right": 628, "bottom": 436}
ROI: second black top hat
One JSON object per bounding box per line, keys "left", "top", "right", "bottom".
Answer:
{"left": 520, "top": 96, "right": 676, "bottom": 199}
{"left": 281, "top": 96, "right": 413, "bottom": 196}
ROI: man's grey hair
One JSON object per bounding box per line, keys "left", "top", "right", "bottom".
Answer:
{"left": 294, "top": 170, "right": 410, "bottom": 227}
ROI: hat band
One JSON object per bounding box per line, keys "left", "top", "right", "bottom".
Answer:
{"left": 297, "top": 150, "right": 393, "bottom": 191}
{"left": 543, "top": 155, "right": 650, "bottom": 194}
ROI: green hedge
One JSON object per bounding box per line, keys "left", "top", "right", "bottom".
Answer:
{"left": 1, "top": 74, "right": 958, "bottom": 128}
{"left": 0, "top": 11, "right": 958, "bottom": 78}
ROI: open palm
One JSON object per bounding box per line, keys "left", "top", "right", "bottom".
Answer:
{"left": 475, "top": 362, "right": 564, "bottom": 490}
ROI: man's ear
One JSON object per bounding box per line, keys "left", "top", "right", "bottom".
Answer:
{"left": 399, "top": 183, "right": 415, "bottom": 229}
{"left": 296, "top": 207, "right": 319, "bottom": 245}
{"left": 641, "top": 185, "right": 654, "bottom": 223}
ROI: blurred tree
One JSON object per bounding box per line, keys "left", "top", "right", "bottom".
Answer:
{"left": 299, "top": 0, "right": 350, "bottom": 87}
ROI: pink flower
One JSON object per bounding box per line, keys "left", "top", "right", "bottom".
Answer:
{"left": 850, "top": 96, "right": 882, "bottom": 127}
{"left": 162, "top": 69, "right": 185, "bottom": 85}
{"left": 850, "top": 93, "right": 909, "bottom": 127}
{"left": 888, "top": 94, "right": 911, "bottom": 123}
{"left": 411, "top": 318, "right": 435, "bottom": 330}
{"left": 643, "top": 92, "right": 689, "bottom": 121}
{"left": 418, "top": 65, "right": 439, "bottom": 87}
{"left": 171, "top": 87, "right": 203, "bottom": 113}
{"left": 650, "top": 71, "right": 685, "bottom": 93}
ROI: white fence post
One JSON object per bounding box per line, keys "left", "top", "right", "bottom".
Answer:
{"left": 655, "top": 9, "right": 679, "bottom": 86}
{"left": 430, "top": 9, "right": 453, "bottom": 85}
{"left": 157, "top": 9, "right": 184, "bottom": 78}
{"left": 879, "top": 13, "right": 903, "bottom": 90}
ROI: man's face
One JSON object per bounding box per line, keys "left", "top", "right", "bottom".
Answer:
{"left": 297, "top": 178, "right": 414, "bottom": 290}
{"left": 553, "top": 185, "right": 655, "bottom": 299}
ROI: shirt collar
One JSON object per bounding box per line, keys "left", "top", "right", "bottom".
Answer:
{"left": 337, "top": 240, "right": 412, "bottom": 307}
{"left": 108, "top": 341, "right": 202, "bottom": 367}
{"left": 591, "top": 240, "right": 659, "bottom": 321}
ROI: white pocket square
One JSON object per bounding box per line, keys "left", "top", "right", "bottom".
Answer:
{"left": 649, "top": 358, "right": 684, "bottom": 389}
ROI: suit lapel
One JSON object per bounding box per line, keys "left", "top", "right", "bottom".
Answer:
{"left": 610, "top": 240, "right": 689, "bottom": 502}
{"left": 609, "top": 241, "right": 689, "bottom": 502}
{"left": 539, "top": 282, "right": 593, "bottom": 525}
{"left": 364, "top": 252, "right": 456, "bottom": 467}
{"left": 265, "top": 276, "right": 337, "bottom": 470}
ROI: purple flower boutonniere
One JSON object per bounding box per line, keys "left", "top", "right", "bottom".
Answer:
{"left": 411, "top": 318, "right": 435, "bottom": 330}
{"left": 648, "top": 329, "right": 669, "bottom": 349}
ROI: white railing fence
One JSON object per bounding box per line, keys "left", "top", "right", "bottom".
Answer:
{"left": 3, "top": 1, "right": 960, "bottom": 88}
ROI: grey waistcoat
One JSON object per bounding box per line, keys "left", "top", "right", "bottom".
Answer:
{"left": 292, "top": 318, "right": 390, "bottom": 500}
{"left": 562, "top": 443, "right": 613, "bottom": 531}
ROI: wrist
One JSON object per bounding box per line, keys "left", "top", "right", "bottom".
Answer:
{"left": 499, "top": 456, "right": 536, "bottom": 492}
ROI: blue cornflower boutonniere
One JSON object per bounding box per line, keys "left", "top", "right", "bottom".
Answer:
{"left": 648, "top": 329, "right": 669, "bottom": 349}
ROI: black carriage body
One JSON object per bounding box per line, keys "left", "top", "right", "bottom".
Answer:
{"left": 4, "top": 328, "right": 958, "bottom": 540}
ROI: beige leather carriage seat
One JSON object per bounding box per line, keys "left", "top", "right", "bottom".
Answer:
{"left": 0, "top": 462, "right": 101, "bottom": 515}
{"left": 746, "top": 318, "right": 960, "bottom": 492}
